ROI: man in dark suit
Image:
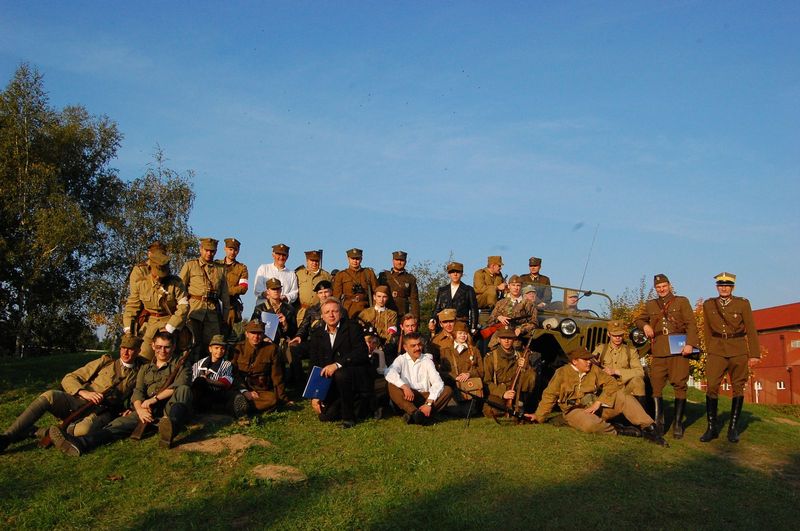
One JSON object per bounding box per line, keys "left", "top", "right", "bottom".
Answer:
{"left": 308, "top": 297, "right": 373, "bottom": 428}
{"left": 429, "top": 261, "right": 479, "bottom": 331}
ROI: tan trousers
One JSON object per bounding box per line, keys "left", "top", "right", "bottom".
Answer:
{"left": 705, "top": 353, "right": 749, "bottom": 398}
{"left": 387, "top": 383, "right": 453, "bottom": 415}
{"left": 622, "top": 376, "right": 646, "bottom": 397}
{"left": 650, "top": 355, "right": 690, "bottom": 399}
{"left": 563, "top": 392, "right": 654, "bottom": 434}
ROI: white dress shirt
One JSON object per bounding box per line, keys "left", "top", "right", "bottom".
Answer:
{"left": 254, "top": 263, "right": 299, "bottom": 306}
{"left": 385, "top": 352, "right": 444, "bottom": 401}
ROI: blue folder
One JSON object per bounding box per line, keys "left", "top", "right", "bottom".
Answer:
{"left": 302, "top": 366, "right": 332, "bottom": 400}
{"left": 668, "top": 334, "right": 700, "bottom": 355}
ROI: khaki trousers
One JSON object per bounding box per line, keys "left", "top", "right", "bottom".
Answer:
{"left": 650, "top": 355, "right": 690, "bottom": 399}
{"left": 564, "top": 392, "right": 654, "bottom": 434}
{"left": 705, "top": 353, "right": 749, "bottom": 398}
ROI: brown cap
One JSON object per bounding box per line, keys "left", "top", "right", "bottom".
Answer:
{"left": 272, "top": 243, "right": 289, "bottom": 255}
{"left": 522, "top": 285, "right": 536, "bottom": 295}
{"left": 607, "top": 320, "right": 626, "bottom": 336}
{"left": 392, "top": 251, "right": 408, "bottom": 260}
{"left": 529, "top": 257, "right": 542, "bottom": 266}
{"left": 437, "top": 308, "right": 457, "bottom": 322}
{"left": 148, "top": 240, "right": 167, "bottom": 253}
{"left": 266, "top": 278, "right": 282, "bottom": 290}
{"left": 568, "top": 347, "right": 593, "bottom": 361}
{"left": 496, "top": 328, "right": 516, "bottom": 339}
{"left": 200, "top": 238, "right": 218, "bottom": 251}
{"left": 149, "top": 251, "right": 170, "bottom": 267}
{"left": 714, "top": 272, "right": 736, "bottom": 286}
{"left": 508, "top": 274, "right": 522, "bottom": 285}
{"left": 453, "top": 321, "right": 469, "bottom": 333}
{"left": 245, "top": 321, "right": 265, "bottom": 334}
{"left": 375, "top": 286, "right": 390, "bottom": 296}
{"left": 120, "top": 334, "right": 143, "bottom": 350}
{"left": 305, "top": 249, "right": 322, "bottom": 260}
{"left": 346, "top": 248, "right": 363, "bottom": 259}
{"left": 446, "top": 262, "right": 464, "bottom": 273}
{"left": 314, "top": 280, "right": 333, "bottom": 292}
{"left": 225, "top": 238, "right": 241, "bottom": 250}
{"left": 209, "top": 334, "right": 227, "bottom": 347}
{"left": 654, "top": 273, "right": 670, "bottom": 286}
{"left": 487, "top": 256, "right": 503, "bottom": 266}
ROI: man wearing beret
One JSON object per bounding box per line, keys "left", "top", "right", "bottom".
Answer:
{"left": 635, "top": 274, "right": 698, "bottom": 439}
{"left": 473, "top": 256, "right": 508, "bottom": 311}
{"left": 1, "top": 335, "right": 145, "bottom": 453}
{"left": 128, "top": 240, "right": 167, "bottom": 287}
{"left": 700, "top": 272, "right": 760, "bottom": 443}
{"left": 294, "top": 249, "right": 331, "bottom": 325}
{"left": 591, "top": 320, "right": 647, "bottom": 409}
{"left": 431, "top": 261, "right": 479, "bottom": 331}
{"left": 526, "top": 347, "right": 666, "bottom": 446}
{"left": 254, "top": 243, "right": 299, "bottom": 307}
{"left": 124, "top": 250, "right": 189, "bottom": 360}
{"left": 179, "top": 238, "right": 230, "bottom": 362}
{"left": 518, "top": 256, "right": 552, "bottom": 308}
{"left": 483, "top": 328, "right": 536, "bottom": 418}
{"left": 358, "top": 286, "right": 399, "bottom": 345}
{"left": 216, "top": 237, "right": 249, "bottom": 332}
{"left": 333, "top": 248, "right": 379, "bottom": 318}
{"left": 378, "top": 250, "right": 420, "bottom": 320}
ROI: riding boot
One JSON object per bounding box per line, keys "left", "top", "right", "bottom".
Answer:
{"left": 641, "top": 424, "right": 668, "bottom": 447}
{"left": 727, "top": 396, "right": 744, "bottom": 443}
{"left": 672, "top": 398, "right": 686, "bottom": 439}
{"left": 51, "top": 426, "right": 113, "bottom": 457}
{"left": 4, "top": 396, "right": 50, "bottom": 443}
{"left": 612, "top": 423, "right": 642, "bottom": 437}
{"left": 159, "top": 402, "right": 189, "bottom": 449}
{"left": 699, "top": 397, "right": 719, "bottom": 442}
{"left": 653, "top": 397, "right": 664, "bottom": 435}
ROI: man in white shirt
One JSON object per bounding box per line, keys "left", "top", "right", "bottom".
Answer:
{"left": 385, "top": 332, "right": 453, "bottom": 425}
{"left": 254, "top": 243, "right": 299, "bottom": 307}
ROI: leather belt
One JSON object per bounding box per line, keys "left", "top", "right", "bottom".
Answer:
{"left": 142, "top": 310, "right": 168, "bottom": 318}
{"left": 711, "top": 331, "right": 746, "bottom": 339}
{"left": 190, "top": 295, "right": 217, "bottom": 305}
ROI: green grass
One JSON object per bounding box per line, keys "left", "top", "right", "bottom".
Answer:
{"left": 1, "top": 352, "right": 799, "bottom": 530}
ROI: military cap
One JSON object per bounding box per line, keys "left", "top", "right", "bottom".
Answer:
{"left": 149, "top": 251, "right": 170, "bottom": 267}
{"left": 607, "top": 320, "right": 626, "bottom": 336}
{"left": 375, "top": 285, "right": 390, "bottom": 296}
{"left": 653, "top": 273, "right": 670, "bottom": 286}
{"left": 568, "top": 347, "right": 593, "bottom": 361}
{"left": 272, "top": 243, "right": 290, "bottom": 255}
{"left": 453, "top": 321, "right": 469, "bottom": 333}
{"left": 714, "top": 272, "right": 736, "bottom": 286}
{"left": 314, "top": 279, "right": 333, "bottom": 292}
{"left": 346, "top": 248, "right": 363, "bottom": 259}
{"left": 496, "top": 328, "right": 516, "bottom": 339}
{"left": 224, "top": 238, "right": 241, "bottom": 250}
{"left": 565, "top": 289, "right": 579, "bottom": 299}
{"left": 522, "top": 285, "right": 536, "bottom": 295}
{"left": 529, "top": 256, "right": 542, "bottom": 266}
{"left": 446, "top": 262, "right": 464, "bottom": 273}
{"left": 487, "top": 256, "right": 504, "bottom": 266}
{"left": 392, "top": 251, "right": 408, "bottom": 260}
{"left": 120, "top": 334, "right": 143, "bottom": 350}
{"left": 437, "top": 308, "right": 457, "bottom": 322}
{"left": 200, "top": 238, "right": 218, "bottom": 250}
{"left": 266, "top": 278, "right": 282, "bottom": 290}
{"left": 508, "top": 274, "right": 522, "bottom": 285}
{"left": 305, "top": 249, "right": 322, "bottom": 260}
{"left": 148, "top": 240, "right": 167, "bottom": 253}
{"left": 209, "top": 334, "right": 227, "bottom": 347}
{"left": 245, "top": 321, "right": 265, "bottom": 334}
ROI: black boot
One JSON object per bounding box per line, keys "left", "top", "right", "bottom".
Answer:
{"left": 727, "top": 396, "right": 744, "bottom": 443}
{"left": 673, "top": 398, "right": 686, "bottom": 439}
{"left": 641, "top": 424, "right": 669, "bottom": 447}
{"left": 0, "top": 433, "right": 9, "bottom": 453}
{"left": 653, "top": 397, "right": 664, "bottom": 435}
{"left": 612, "top": 423, "right": 642, "bottom": 437}
{"left": 699, "top": 397, "right": 719, "bottom": 442}
{"left": 159, "top": 403, "right": 189, "bottom": 449}
{"left": 51, "top": 426, "right": 113, "bottom": 457}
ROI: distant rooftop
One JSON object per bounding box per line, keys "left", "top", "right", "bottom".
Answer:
{"left": 753, "top": 302, "right": 800, "bottom": 332}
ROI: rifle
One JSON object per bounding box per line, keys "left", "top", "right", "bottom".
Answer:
{"left": 129, "top": 349, "right": 191, "bottom": 440}
{"left": 458, "top": 386, "right": 531, "bottom": 424}
{"left": 480, "top": 315, "right": 531, "bottom": 340}
{"left": 506, "top": 335, "right": 535, "bottom": 416}
{"left": 38, "top": 386, "right": 119, "bottom": 448}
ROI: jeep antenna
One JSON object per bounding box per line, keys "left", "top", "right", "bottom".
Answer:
{"left": 578, "top": 224, "right": 599, "bottom": 291}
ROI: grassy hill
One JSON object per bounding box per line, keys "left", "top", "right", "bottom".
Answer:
{"left": 1, "top": 352, "right": 798, "bottom": 530}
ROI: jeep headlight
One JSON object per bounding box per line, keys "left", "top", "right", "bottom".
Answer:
{"left": 630, "top": 327, "right": 648, "bottom": 347}
{"left": 559, "top": 318, "right": 578, "bottom": 337}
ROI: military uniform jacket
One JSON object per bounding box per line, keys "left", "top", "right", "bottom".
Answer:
{"left": 488, "top": 298, "right": 538, "bottom": 335}
{"left": 230, "top": 340, "right": 287, "bottom": 400}
{"left": 252, "top": 300, "right": 298, "bottom": 341}
{"left": 378, "top": 269, "right": 420, "bottom": 318}
{"left": 132, "top": 356, "right": 190, "bottom": 404}
{"left": 128, "top": 261, "right": 150, "bottom": 290}
{"left": 439, "top": 344, "right": 484, "bottom": 385}
{"left": 703, "top": 296, "right": 760, "bottom": 359}
{"left": 473, "top": 268, "right": 503, "bottom": 304}
{"left": 179, "top": 258, "right": 230, "bottom": 322}
{"left": 432, "top": 283, "right": 479, "bottom": 329}
{"left": 217, "top": 259, "right": 249, "bottom": 313}
{"left": 635, "top": 294, "right": 698, "bottom": 358}
{"left": 124, "top": 274, "right": 189, "bottom": 332}
{"left": 61, "top": 355, "right": 143, "bottom": 410}
{"left": 333, "top": 267, "right": 379, "bottom": 317}
{"left": 590, "top": 343, "right": 644, "bottom": 384}
{"left": 518, "top": 272, "right": 552, "bottom": 304}
{"left": 295, "top": 267, "right": 332, "bottom": 309}
{"left": 358, "top": 307, "right": 398, "bottom": 343}
{"left": 534, "top": 364, "right": 622, "bottom": 418}
{"left": 483, "top": 346, "right": 534, "bottom": 397}
{"left": 308, "top": 319, "right": 370, "bottom": 369}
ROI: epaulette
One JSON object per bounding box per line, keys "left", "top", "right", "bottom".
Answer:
{"left": 294, "top": 265, "right": 305, "bottom": 273}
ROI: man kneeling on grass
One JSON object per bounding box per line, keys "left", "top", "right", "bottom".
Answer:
{"left": 525, "top": 347, "right": 667, "bottom": 446}
{"left": 385, "top": 332, "right": 453, "bottom": 426}
{"left": 51, "top": 330, "right": 192, "bottom": 455}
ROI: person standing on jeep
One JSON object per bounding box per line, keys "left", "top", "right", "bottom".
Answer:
{"left": 473, "top": 256, "right": 507, "bottom": 310}
{"left": 518, "top": 256, "right": 552, "bottom": 307}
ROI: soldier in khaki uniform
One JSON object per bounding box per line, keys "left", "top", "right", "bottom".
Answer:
{"left": 487, "top": 275, "right": 538, "bottom": 349}
{"left": 429, "top": 308, "right": 457, "bottom": 364}
{"left": 438, "top": 321, "right": 484, "bottom": 416}
{"left": 294, "top": 250, "right": 331, "bottom": 325}
{"left": 179, "top": 238, "right": 230, "bottom": 361}
{"left": 358, "top": 286, "right": 398, "bottom": 345}
{"left": 124, "top": 251, "right": 189, "bottom": 360}
{"left": 378, "top": 250, "right": 420, "bottom": 320}
{"left": 700, "top": 272, "right": 761, "bottom": 443}
{"left": 518, "top": 256, "right": 552, "bottom": 307}
{"left": 591, "top": 320, "right": 646, "bottom": 408}
{"left": 216, "top": 237, "right": 249, "bottom": 332}
{"left": 333, "top": 248, "right": 379, "bottom": 318}
{"left": 0, "top": 335, "right": 144, "bottom": 453}
{"left": 527, "top": 347, "right": 666, "bottom": 446}
{"left": 474, "top": 255, "right": 508, "bottom": 310}
{"left": 482, "top": 328, "right": 536, "bottom": 418}
{"left": 229, "top": 321, "right": 289, "bottom": 414}
{"left": 634, "top": 274, "right": 698, "bottom": 439}
{"left": 128, "top": 241, "right": 167, "bottom": 288}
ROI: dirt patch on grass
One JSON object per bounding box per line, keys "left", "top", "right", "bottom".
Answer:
{"left": 251, "top": 464, "right": 307, "bottom": 483}
{"left": 770, "top": 417, "right": 800, "bottom": 427}
{"left": 177, "top": 434, "right": 272, "bottom": 454}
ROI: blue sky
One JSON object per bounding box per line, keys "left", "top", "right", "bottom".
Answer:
{"left": 2, "top": 1, "right": 798, "bottom": 316}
